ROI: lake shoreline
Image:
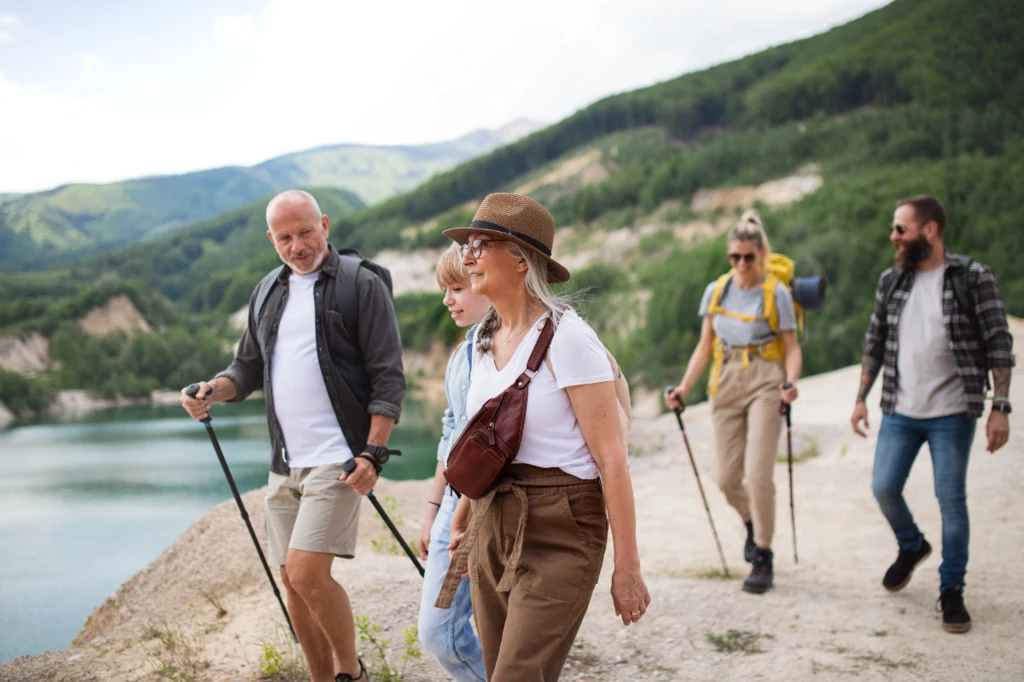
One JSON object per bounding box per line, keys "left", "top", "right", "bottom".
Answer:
{"left": 0, "top": 392, "right": 445, "bottom": 666}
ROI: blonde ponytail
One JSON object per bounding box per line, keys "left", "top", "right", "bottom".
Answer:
{"left": 728, "top": 209, "right": 772, "bottom": 273}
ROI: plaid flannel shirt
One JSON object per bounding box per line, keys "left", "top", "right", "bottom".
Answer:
{"left": 862, "top": 250, "right": 1015, "bottom": 419}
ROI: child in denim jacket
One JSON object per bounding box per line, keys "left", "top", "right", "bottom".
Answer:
{"left": 416, "top": 243, "right": 490, "bottom": 681}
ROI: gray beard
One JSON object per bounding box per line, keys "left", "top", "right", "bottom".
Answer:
{"left": 281, "top": 248, "right": 327, "bottom": 275}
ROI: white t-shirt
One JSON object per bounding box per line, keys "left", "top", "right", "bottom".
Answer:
{"left": 894, "top": 265, "right": 967, "bottom": 419}
{"left": 465, "top": 309, "right": 614, "bottom": 480}
{"left": 269, "top": 272, "right": 354, "bottom": 468}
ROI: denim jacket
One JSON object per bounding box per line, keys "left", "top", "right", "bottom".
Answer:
{"left": 437, "top": 325, "right": 476, "bottom": 464}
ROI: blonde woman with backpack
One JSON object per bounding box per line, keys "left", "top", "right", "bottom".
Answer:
{"left": 664, "top": 210, "right": 802, "bottom": 594}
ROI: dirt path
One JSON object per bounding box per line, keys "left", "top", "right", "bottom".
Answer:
{"left": 3, "top": 321, "right": 1022, "bottom": 682}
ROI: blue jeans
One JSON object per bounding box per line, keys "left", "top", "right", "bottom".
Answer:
{"left": 417, "top": 489, "right": 486, "bottom": 681}
{"left": 871, "top": 412, "right": 977, "bottom": 592}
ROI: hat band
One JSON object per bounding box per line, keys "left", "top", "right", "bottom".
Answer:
{"left": 470, "top": 220, "right": 552, "bottom": 257}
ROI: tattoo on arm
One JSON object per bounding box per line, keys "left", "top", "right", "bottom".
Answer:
{"left": 857, "top": 355, "right": 882, "bottom": 402}
{"left": 991, "top": 367, "right": 1012, "bottom": 402}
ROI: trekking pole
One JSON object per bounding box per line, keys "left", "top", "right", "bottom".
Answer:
{"left": 781, "top": 382, "right": 798, "bottom": 564}
{"left": 665, "top": 386, "right": 730, "bottom": 577}
{"left": 341, "top": 458, "right": 425, "bottom": 577}
{"left": 184, "top": 384, "right": 297, "bottom": 642}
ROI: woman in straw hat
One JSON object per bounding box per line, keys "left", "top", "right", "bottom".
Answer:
{"left": 434, "top": 193, "right": 650, "bottom": 681}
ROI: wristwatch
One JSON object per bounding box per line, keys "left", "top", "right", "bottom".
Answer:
{"left": 355, "top": 444, "right": 402, "bottom": 474}
{"left": 992, "top": 403, "right": 1012, "bottom": 414}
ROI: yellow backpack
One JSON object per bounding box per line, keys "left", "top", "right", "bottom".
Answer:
{"left": 705, "top": 253, "right": 804, "bottom": 398}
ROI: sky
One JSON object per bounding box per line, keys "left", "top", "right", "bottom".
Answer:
{"left": 0, "top": 0, "right": 891, "bottom": 194}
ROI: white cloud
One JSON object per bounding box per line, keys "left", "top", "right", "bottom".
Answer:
{"left": 0, "top": 71, "right": 211, "bottom": 191}
{"left": 213, "top": 13, "right": 257, "bottom": 47}
{"left": 80, "top": 54, "right": 102, "bottom": 75}
{"left": 0, "top": 0, "right": 892, "bottom": 192}
{"left": 0, "top": 13, "right": 22, "bottom": 43}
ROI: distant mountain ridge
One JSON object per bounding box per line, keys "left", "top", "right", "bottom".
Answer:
{"left": 0, "top": 119, "right": 543, "bottom": 272}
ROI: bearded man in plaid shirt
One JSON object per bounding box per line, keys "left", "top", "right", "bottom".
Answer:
{"left": 850, "top": 195, "right": 1014, "bottom": 635}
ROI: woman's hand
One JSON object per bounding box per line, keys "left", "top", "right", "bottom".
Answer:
{"left": 611, "top": 558, "right": 651, "bottom": 626}
{"left": 447, "top": 496, "right": 472, "bottom": 572}
{"left": 780, "top": 381, "right": 798, "bottom": 404}
{"left": 664, "top": 385, "right": 685, "bottom": 411}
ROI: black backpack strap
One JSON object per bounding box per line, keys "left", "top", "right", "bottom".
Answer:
{"left": 333, "top": 246, "right": 393, "bottom": 339}
{"left": 333, "top": 255, "right": 366, "bottom": 348}
{"left": 947, "top": 254, "right": 975, "bottom": 318}
{"left": 882, "top": 267, "right": 904, "bottom": 311}
{"left": 947, "top": 255, "right": 990, "bottom": 390}
{"left": 252, "top": 265, "right": 285, "bottom": 326}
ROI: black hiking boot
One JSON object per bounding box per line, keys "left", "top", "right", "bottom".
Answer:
{"left": 882, "top": 538, "right": 932, "bottom": 592}
{"left": 336, "top": 658, "right": 367, "bottom": 681}
{"left": 744, "top": 520, "right": 756, "bottom": 563}
{"left": 743, "top": 547, "right": 774, "bottom": 594}
{"left": 937, "top": 588, "right": 972, "bottom": 634}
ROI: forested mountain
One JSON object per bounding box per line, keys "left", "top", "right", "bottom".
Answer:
{"left": 3, "top": 0, "right": 1022, "bottom": 414}
{"left": 0, "top": 120, "right": 541, "bottom": 272}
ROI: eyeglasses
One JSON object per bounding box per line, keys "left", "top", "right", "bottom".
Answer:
{"left": 728, "top": 252, "right": 757, "bottom": 264}
{"left": 461, "top": 238, "right": 499, "bottom": 259}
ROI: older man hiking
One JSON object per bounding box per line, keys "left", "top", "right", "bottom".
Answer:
{"left": 181, "top": 189, "right": 406, "bottom": 681}
{"left": 851, "top": 195, "right": 1014, "bottom": 634}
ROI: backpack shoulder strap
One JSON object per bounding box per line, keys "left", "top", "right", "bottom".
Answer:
{"left": 332, "top": 255, "right": 366, "bottom": 345}
{"left": 882, "top": 267, "right": 904, "bottom": 309}
{"left": 707, "top": 272, "right": 733, "bottom": 315}
{"left": 466, "top": 326, "right": 476, "bottom": 372}
{"left": 947, "top": 255, "right": 975, "bottom": 318}
{"left": 947, "top": 255, "right": 990, "bottom": 390}
{"left": 252, "top": 266, "right": 285, "bottom": 325}
{"left": 762, "top": 272, "right": 780, "bottom": 330}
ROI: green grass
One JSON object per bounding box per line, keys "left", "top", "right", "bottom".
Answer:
{"left": 778, "top": 440, "right": 821, "bottom": 464}
{"left": 704, "top": 629, "right": 764, "bottom": 654}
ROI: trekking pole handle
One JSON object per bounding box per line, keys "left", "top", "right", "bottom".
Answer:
{"left": 342, "top": 458, "right": 357, "bottom": 475}
{"left": 184, "top": 383, "right": 213, "bottom": 424}
{"left": 665, "top": 385, "right": 686, "bottom": 430}
{"left": 781, "top": 382, "right": 793, "bottom": 426}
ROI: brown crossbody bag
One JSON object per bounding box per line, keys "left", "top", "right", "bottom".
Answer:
{"left": 443, "top": 317, "right": 555, "bottom": 499}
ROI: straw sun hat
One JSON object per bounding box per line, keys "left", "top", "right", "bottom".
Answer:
{"left": 442, "top": 192, "right": 571, "bottom": 284}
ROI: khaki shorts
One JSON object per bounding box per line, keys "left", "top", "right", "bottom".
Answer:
{"left": 265, "top": 462, "right": 360, "bottom": 566}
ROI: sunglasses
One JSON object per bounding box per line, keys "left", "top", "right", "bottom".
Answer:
{"left": 892, "top": 224, "right": 909, "bottom": 235}
{"left": 728, "top": 252, "right": 757, "bottom": 264}
{"left": 461, "top": 238, "right": 500, "bottom": 259}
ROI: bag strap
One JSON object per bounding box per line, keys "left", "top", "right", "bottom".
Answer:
{"left": 525, "top": 317, "right": 556, "bottom": 373}
{"left": 252, "top": 265, "right": 285, "bottom": 325}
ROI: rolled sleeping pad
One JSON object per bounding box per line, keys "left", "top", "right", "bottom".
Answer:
{"left": 791, "top": 275, "right": 828, "bottom": 310}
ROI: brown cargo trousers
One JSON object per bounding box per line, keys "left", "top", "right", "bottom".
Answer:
{"left": 711, "top": 349, "right": 785, "bottom": 549}
{"left": 436, "top": 463, "right": 608, "bottom": 681}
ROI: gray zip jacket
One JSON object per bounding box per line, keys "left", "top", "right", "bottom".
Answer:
{"left": 215, "top": 245, "right": 406, "bottom": 475}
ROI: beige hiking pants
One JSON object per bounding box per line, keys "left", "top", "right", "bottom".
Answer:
{"left": 711, "top": 349, "right": 785, "bottom": 549}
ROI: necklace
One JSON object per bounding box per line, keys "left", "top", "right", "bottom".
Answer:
{"left": 500, "top": 323, "right": 531, "bottom": 346}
